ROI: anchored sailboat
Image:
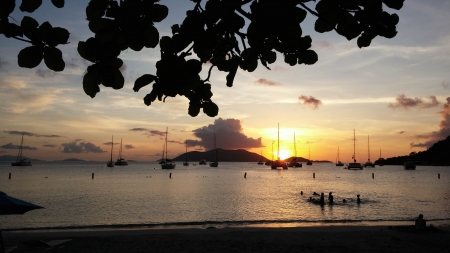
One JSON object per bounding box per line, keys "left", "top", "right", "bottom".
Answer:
{"left": 271, "top": 123, "right": 288, "bottom": 170}
{"left": 257, "top": 150, "right": 264, "bottom": 165}
{"left": 288, "top": 133, "right": 302, "bottom": 167}
{"left": 346, "top": 129, "right": 363, "bottom": 170}
{"left": 209, "top": 133, "right": 218, "bottom": 167}
{"left": 364, "top": 135, "right": 375, "bottom": 167}
{"left": 183, "top": 140, "right": 189, "bottom": 166}
{"left": 378, "top": 148, "right": 384, "bottom": 166}
{"left": 306, "top": 147, "right": 312, "bottom": 165}
{"left": 335, "top": 146, "right": 344, "bottom": 166}
{"left": 115, "top": 138, "right": 128, "bottom": 166}
{"left": 161, "top": 127, "right": 176, "bottom": 169}
{"left": 107, "top": 136, "right": 114, "bottom": 167}
{"left": 11, "top": 134, "right": 32, "bottom": 166}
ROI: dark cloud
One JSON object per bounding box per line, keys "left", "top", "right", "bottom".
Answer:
{"left": 397, "top": 131, "right": 406, "bottom": 135}
{"left": 186, "top": 118, "right": 263, "bottom": 150}
{"left": 42, "top": 144, "right": 56, "bottom": 148}
{"left": 65, "top": 56, "right": 90, "bottom": 69}
{"left": 168, "top": 140, "right": 183, "bottom": 145}
{"left": 3, "top": 131, "right": 63, "bottom": 138}
{"left": 148, "top": 130, "right": 165, "bottom": 137}
{"left": 103, "top": 142, "right": 119, "bottom": 145}
{"left": 129, "top": 128, "right": 148, "bottom": 131}
{"left": 124, "top": 144, "right": 135, "bottom": 149}
{"left": 388, "top": 94, "right": 440, "bottom": 110}
{"left": 254, "top": 78, "right": 281, "bottom": 86}
{"left": 1, "top": 143, "right": 37, "bottom": 150}
{"left": 298, "top": 95, "right": 322, "bottom": 109}
{"left": 35, "top": 69, "right": 57, "bottom": 78}
{"left": 195, "top": 148, "right": 204, "bottom": 151}
{"left": 61, "top": 141, "right": 105, "bottom": 153}
{"left": 411, "top": 97, "right": 450, "bottom": 148}
{"left": 73, "top": 139, "right": 84, "bottom": 142}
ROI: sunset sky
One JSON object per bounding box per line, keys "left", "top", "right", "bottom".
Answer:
{"left": 1, "top": 0, "right": 449, "bottom": 162}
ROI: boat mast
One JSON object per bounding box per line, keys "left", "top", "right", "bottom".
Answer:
{"left": 294, "top": 133, "right": 297, "bottom": 159}
{"left": 17, "top": 134, "right": 24, "bottom": 162}
{"left": 277, "top": 123, "right": 280, "bottom": 160}
{"left": 367, "top": 135, "right": 370, "bottom": 162}
{"left": 165, "top": 127, "right": 168, "bottom": 161}
{"left": 185, "top": 140, "right": 188, "bottom": 162}
{"left": 214, "top": 133, "right": 218, "bottom": 162}
{"left": 337, "top": 146, "right": 339, "bottom": 163}
{"left": 271, "top": 141, "right": 274, "bottom": 161}
{"left": 353, "top": 129, "right": 356, "bottom": 162}
{"left": 110, "top": 136, "right": 113, "bottom": 162}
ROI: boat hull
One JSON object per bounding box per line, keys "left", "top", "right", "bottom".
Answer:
{"left": 346, "top": 163, "right": 363, "bottom": 170}
{"left": 209, "top": 162, "right": 218, "bottom": 167}
{"left": 11, "top": 161, "right": 32, "bottom": 166}
{"left": 161, "top": 163, "right": 176, "bottom": 169}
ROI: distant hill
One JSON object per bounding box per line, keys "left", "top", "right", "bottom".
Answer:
{"left": 0, "top": 155, "right": 44, "bottom": 162}
{"left": 377, "top": 135, "right": 450, "bottom": 166}
{"left": 57, "top": 158, "right": 86, "bottom": 162}
{"left": 172, "top": 149, "right": 330, "bottom": 163}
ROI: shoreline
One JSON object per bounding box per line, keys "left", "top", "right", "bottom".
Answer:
{"left": 3, "top": 225, "right": 450, "bottom": 253}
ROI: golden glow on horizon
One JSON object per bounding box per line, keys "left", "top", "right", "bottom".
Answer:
{"left": 273, "top": 150, "right": 292, "bottom": 160}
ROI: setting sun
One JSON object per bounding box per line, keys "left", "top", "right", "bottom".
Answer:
{"left": 274, "top": 150, "right": 292, "bottom": 160}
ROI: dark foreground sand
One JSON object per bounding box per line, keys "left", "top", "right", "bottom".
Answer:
{"left": 3, "top": 225, "right": 450, "bottom": 253}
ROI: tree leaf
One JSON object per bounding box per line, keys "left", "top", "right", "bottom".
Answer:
{"left": 188, "top": 102, "right": 201, "bottom": 117}
{"left": 134, "top": 74, "right": 157, "bottom": 92}
{"left": 19, "top": 0, "right": 42, "bottom": 13}
{"left": 77, "top": 41, "right": 91, "bottom": 62}
{"left": 83, "top": 72, "right": 100, "bottom": 98}
{"left": 301, "top": 50, "right": 318, "bottom": 65}
{"left": 39, "top": 22, "right": 53, "bottom": 42}
{"left": 144, "top": 25, "right": 159, "bottom": 48}
{"left": 44, "top": 47, "right": 65, "bottom": 71}
{"left": 0, "top": 0, "right": 16, "bottom": 19}
{"left": 51, "top": 0, "right": 64, "bottom": 8}
{"left": 46, "top": 27, "right": 70, "bottom": 46}
{"left": 151, "top": 4, "right": 169, "bottom": 23}
{"left": 111, "top": 68, "right": 124, "bottom": 89}
{"left": 202, "top": 101, "right": 219, "bottom": 117}
{"left": 18, "top": 46, "right": 43, "bottom": 68}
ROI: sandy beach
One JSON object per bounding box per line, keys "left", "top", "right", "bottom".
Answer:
{"left": 3, "top": 225, "right": 449, "bottom": 253}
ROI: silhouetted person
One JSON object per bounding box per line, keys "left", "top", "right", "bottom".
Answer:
{"left": 320, "top": 193, "right": 325, "bottom": 205}
{"left": 343, "top": 199, "right": 347, "bottom": 203}
{"left": 328, "top": 192, "right": 334, "bottom": 204}
{"left": 357, "top": 194, "right": 361, "bottom": 204}
{"left": 415, "top": 214, "right": 426, "bottom": 231}
{"left": 300, "top": 191, "right": 303, "bottom": 195}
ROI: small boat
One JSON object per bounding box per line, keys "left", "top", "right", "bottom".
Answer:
{"left": 114, "top": 138, "right": 128, "bottom": 166}
{"left": 265, "top": 160, "right": 272, "bottom": 166}
{"left": 345, "top": 129, "right": 362, "bottom": 170}
{"left": 199, "top": 159, "right": 206, "bottom": 165}
{"left": 257, "top": 150, "right": 264, "bottom": 165}
{"left": 404, "top": 159, "right": 416, "bottom": 170}
{"left": 107, "top": 135, "right": 114, "bottom": 167}
{"left": 183, "top": 140, "right": 189, "bottom": 166}
{"left": 271, "top": 123, "right": 287, "bottom": 170}
{"left": 161, "top": 127, "right": 176, "bottom": 169}
{"left": 306, "top": 147, "right": 312, "bottom": 166}
{"left": 288, "top": 133, "right": 302, "bottom": 167}
{"left": 210, "top": 133, "right": 218, "bottom": 167}
{"left": 11, "top": 135, "right": 32, "bottom": 166}
{"left": 364, "top": 135, "right": 375, "bottom": 168}
{"left": 378, "top": 148, "right": 384, "bottom": 166}
{"left": 335, "top": 146, "right": 344, "bottom": 166}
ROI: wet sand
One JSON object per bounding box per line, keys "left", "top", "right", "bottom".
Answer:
{"left": 3, "top": 225, "right": 449, "bottom": 252}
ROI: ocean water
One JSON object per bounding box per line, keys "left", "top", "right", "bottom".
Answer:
{"left": 1, "top": 162, "right": 449, "bottom": 230}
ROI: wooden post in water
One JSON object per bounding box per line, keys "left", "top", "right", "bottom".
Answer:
{"left": 170, "top": 173, "right": 172, "bottom": 178}
{"left": 244, "top": 172, "right": 247, "bottom": 178}
{"left": 92, "top": 173, "right": 94, "bottom": 179}
{"left": 9, "top": 173, "right": 11, "bottom": 179}
{"left": 438, "top": 173, "right": 440, "bottom": 179}
{"left": 313, "top": 173, "right": 315, "bottom": 178}
{"left": 372, "top": 173, "right": 374, "bottom": 179}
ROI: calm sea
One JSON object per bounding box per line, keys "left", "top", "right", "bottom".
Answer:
{"left": 1, "top": 162, "right": 449, "bottom": 230}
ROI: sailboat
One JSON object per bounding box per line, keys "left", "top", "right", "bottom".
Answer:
{"left": 183, "top": 140, "right": 189, "bottom": 166}
{"left": 271, "top": 123, "right": 288, "bottom": 170}
{"left": 161, "top": 127, "right": 176, "bottom": 169}
{"left": 265, "top": 141, "right": 274, "bottom": 166}
{"left": 11, "top": 134, "right": 32, "bottom": 166}
{"left": 288, "top": 133, "right": 302, "bottom": 167}
{"left": 306, "top": 147, "right": 312, "bottom": 165}
{"left": 364, "top": 135, "right": 375, "bottom": 167}
{"left": 114, "top": 138, "right": 128, "bottom": 166}
{"left": 107, "top": 136, "right": 114, "bottom": 167}
{"left": 378, "top": 148, "right": 384, "bottom": 166}
{"left": 209, "top": 133, "right": 218, "bottom": 167}
{"left": 257, "top": 150, "right": 264, "bottom": 165}
{"left": 346, "top": 129, "right": 363, "bottom": 170}
{"left": 335, "top": 146, "right": 344, "bottom": 166}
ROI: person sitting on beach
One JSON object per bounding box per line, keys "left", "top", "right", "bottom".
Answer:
{"left": 343, "top": 199, "right": 347, "bottom": 203}
{"left": 313, "top": 192, "right": 319, "bottom": 196}
{"left": 328, "top": 192, "right": 334, "bottom": 204}
{"left": 320, "top": 193, "right": 325, "bottom": 205}
{"left": 415, "top": 214, "right": 426, "bottom": 231}
{"left": 300, "top": 191, "right": 303, "bottom": 195}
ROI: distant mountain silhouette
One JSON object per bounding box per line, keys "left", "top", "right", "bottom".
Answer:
{"left": 172, "top": 149, "right": 331, "bottom": 163}
{"left": 376, "top": 135, "right": 450, "bottom": 166}
{"left": 0, "top": 155, "right": 44, "bottom": 162}
{"left": 57, "top": 158, "right": 86, "bottom": 162}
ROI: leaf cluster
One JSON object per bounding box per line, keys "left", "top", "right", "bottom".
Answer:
{"left": 0, "top": 0, "right": 69, "bottom": 71}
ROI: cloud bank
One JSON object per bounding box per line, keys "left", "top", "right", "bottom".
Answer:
{"left": 3, "top": 131, "right": 63, "bottom": 138}
{"left": 388, "top": 94, "right": 440, "bottom": 110}
{"left": 1, "top": 143, "right": 37, "bottom": 150}
{"left": 298, "top": 95, "right": 322, "bottom": 109}
{"left": 254, "top": 79, "right": 281, "bottom": 86}
{"left": 186, "top": 118, "right": 263, "bottom": 150}
{"left": 61, "top": 141, "right": 105, "bottom": 153}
